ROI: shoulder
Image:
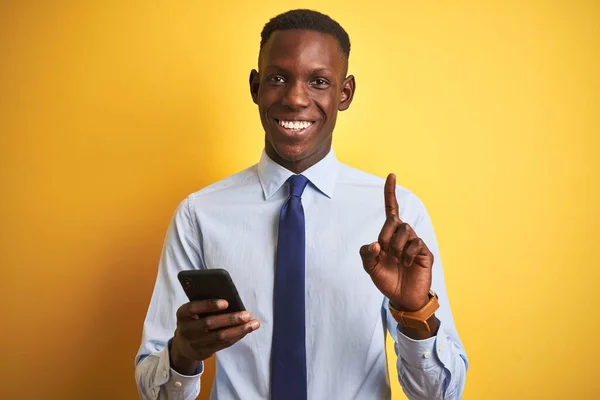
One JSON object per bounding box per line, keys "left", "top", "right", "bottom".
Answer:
{"left": 336, "top": 162, "right": 428, "bottom": 218}
{"left": 179, "top": 164, "right": 260, "bottom": 210}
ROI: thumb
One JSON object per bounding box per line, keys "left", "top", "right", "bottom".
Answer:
{"left": 359, "top": 242, "right": 381, "bottom": 273}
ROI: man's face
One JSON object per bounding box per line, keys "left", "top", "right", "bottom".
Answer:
{"left": 250, "top": 30, "right": 355, "bottom": 169}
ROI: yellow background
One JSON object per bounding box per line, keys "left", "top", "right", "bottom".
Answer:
{"left": 1, "top": 1, "right": 598, "bottom": 399}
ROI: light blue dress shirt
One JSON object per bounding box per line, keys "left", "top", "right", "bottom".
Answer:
{"left": 135, "top": 149, "right": 468, "bottom": 400}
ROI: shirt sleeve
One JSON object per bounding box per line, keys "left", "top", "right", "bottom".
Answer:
{"left": 384, "top": 193, "right": 469, "bottom": 400}
{"left": 134, "top": 197, "right": 206, "bottom": 400}
{"left": 135, "top": 345, "right": 204, "bottom": 400}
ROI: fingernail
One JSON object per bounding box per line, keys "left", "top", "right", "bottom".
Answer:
{"left": 217, "top": 300, "right": 228, "bottom": 309}
{"left": 250, "top": 320, "right": 259, "bottom": 330}
{"left": 239, "top": 312, "right": 251, "bottom": 322}
{"left": 369, "top": 242, "right": 375, "bottom": 252}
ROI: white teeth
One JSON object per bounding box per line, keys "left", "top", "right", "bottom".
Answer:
{"left": 278, "top": 120, "right": 313, "bottom": 130}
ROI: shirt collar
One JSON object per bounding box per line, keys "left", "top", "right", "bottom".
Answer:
{"left": 257, "top": 148, "right": 339, "bottom": 200}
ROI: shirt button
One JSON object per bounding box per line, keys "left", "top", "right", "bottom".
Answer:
{"left": 423, "top": 351, "right": 431, "bottom": 359}
{"left": 174, "top": 381, "right": 182, "bottom": 388}
{"left": 163, "top": 370, "right": 168, "bottom": 378}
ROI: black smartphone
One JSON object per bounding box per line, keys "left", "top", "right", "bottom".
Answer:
{"left": 177, "top": 269, "right": 246, "bottom": 317}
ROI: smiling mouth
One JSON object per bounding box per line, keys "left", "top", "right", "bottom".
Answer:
{"left": 275, "top": 119, "right": 315, "bottom": 133}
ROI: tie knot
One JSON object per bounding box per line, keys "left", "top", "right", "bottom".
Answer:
{"left": 288, "top": 174, "right": 309, "bottom": 198}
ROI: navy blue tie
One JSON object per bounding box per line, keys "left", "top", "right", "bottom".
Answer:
{"left": 271, "top": 174, "right": 309, "bottom": 400}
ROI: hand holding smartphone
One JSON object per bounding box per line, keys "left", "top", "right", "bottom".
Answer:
{"left": 169, "top": 269, "right": 260, "bottom": 375}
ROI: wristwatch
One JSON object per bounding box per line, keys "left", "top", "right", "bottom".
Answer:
{"left": 388, "top": 290, "right": 440, "bottom": 332}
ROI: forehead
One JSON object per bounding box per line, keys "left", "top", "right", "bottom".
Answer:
{"left": 259, "top": 29, "right": 345, "bottom": 73}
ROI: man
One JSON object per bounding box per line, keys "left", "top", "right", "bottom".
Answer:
{"left": 135, "top": 9, "right": 468, "bottom": 400}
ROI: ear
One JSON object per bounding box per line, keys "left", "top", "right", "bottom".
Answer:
{"left": 249, "top": 69, "right": 260, "bottom": 105}
{"left": 338, "top": 75, "right": 355, "bottom": 111}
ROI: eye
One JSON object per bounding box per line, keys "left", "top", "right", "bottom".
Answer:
{"left": 311, "top": 78, "right": 330, "bottom": 87}
{"left": 267, "top": 75, "right": 286, "bottom": 84}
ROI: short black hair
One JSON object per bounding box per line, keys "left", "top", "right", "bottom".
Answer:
{"left": 260, "top": 9, "right": 351, "bottom": 60}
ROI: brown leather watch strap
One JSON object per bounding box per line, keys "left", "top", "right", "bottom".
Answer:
{"left": 388, "top": 291, "right": 440, "bottom": 332}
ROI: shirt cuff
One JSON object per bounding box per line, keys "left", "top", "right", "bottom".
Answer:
{"left": 153, "top": 342, "right": 204, "bottom": 391}
{"left": 396, "top": 320, "right": 452, "bottom": 369}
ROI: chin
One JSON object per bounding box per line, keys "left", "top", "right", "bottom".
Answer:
{"left": 272, "top": 142, "right": 309, "bottom": 162}
{"left": 265, "top": 130, "right": 331, "bottom": 166}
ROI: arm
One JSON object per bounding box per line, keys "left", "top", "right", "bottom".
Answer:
{"left": 360, "top": 174, "right": 468, "bottom": 399}
{"left": 385, "top": 195, "right": 467, "bottom": 400}
{"left": 134, "top": 197, "right": 205, "bottom": 400}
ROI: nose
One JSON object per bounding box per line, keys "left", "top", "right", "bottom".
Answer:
{"left": 282, "top": 81, "right": 310, "bottom": 109}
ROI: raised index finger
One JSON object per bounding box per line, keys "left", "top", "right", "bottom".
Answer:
{"left": 384, "top": 173, "right": 400, "bottom": 219}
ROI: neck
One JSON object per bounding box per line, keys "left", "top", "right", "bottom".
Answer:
{"left": 265, "top": 139, "right": 331, "bottom": 174}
